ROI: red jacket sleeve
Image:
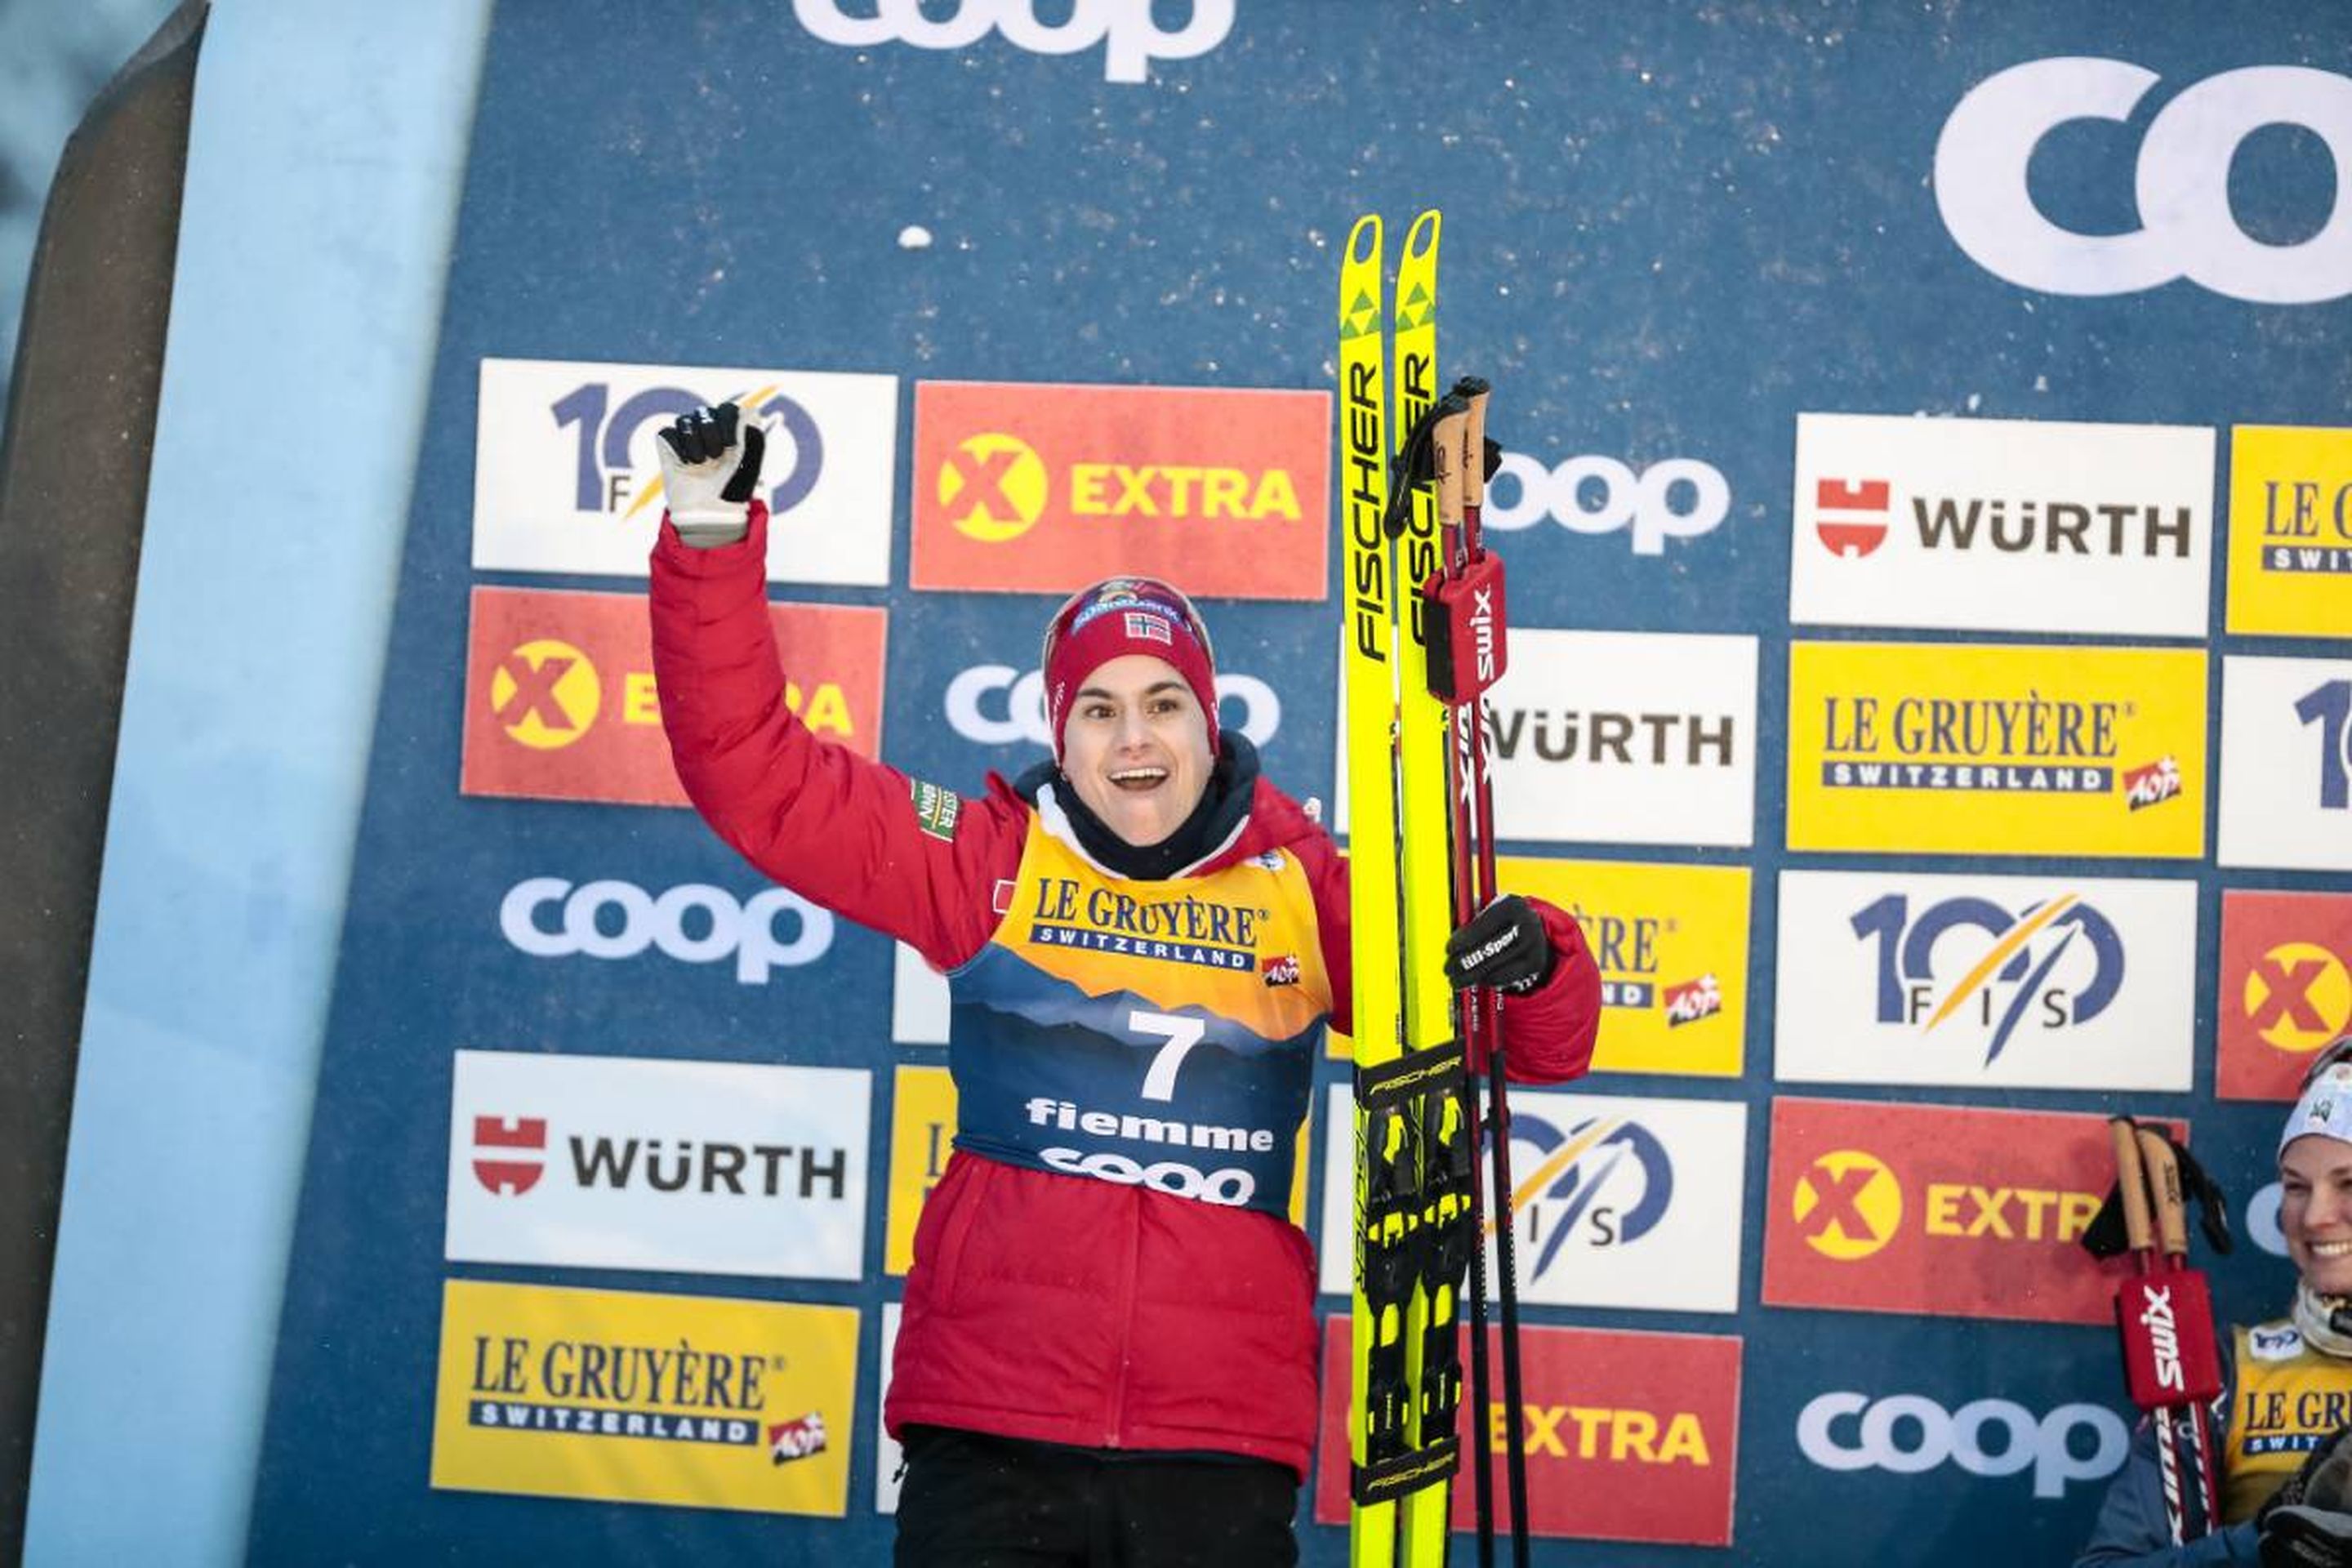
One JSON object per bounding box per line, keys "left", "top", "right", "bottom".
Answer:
{"left": 1491, "top": 899, "right": 1601, "bottom": 1085}
{"left": 1301, "top": 834, "right": 1599, "bottom": 1085}
{"left": 648, "top": 505, "right": 1022, "bottom": 971}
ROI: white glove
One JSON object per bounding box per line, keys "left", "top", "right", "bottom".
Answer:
{"left": 655, "top": 402, "right": 764, "bottom": 547}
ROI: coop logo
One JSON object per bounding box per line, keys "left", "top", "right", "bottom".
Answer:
{"left": 1849, "top": 891, "right": 2124, "bottom": 1066}
{"left": 471, "top": 1117, "right": 548, "bottom": 1196}
{"left": 1814, "top": 479, "right": 1890, "bottom": 558}
{"left": 1792, "top": 1150, "right": 1903, "bottom": 1261}
{"left": 2302, "top": 680, "right": 2352, "bottom": 811}
{"left": 1508, "top": 1112, "right": 1676, "bottom": 1276}
{"left": 499, "top": 878, "right": 835, "bottom": 983}
{"left": 944, "top": 663, "right": 1282, "bottom": 750}
{"left": 911, "top": 382, "right": 1329, "bottom": 599}
{"left": 939, "top": 434, "right": 1050, "bottom": 542}
{"left": 1798, "top": 1392, "right": 2129, "bottom": 1499}
{"left": 791, "top": 0, "right": 1233, "bottom": 84}
{"left": 1810, "top": 476, "right": 2190, "bottom": 561}
{"left": 1487, "top": 708, "right": 1740, "bottom": 769}
{"left": 1485, "top": 452, "right": 1731, "bottom": 555}
{"left": 546, "top": 379, "right": 826, "bottom": 524}
{"left": 1936, "top": 59, "right": 2352, "bottom": 304}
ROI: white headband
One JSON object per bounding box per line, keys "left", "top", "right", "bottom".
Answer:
{"left": 2282, "top": 1044, "right": 2352, "bottom": 1158}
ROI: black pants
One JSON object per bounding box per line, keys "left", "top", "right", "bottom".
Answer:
{"left": 893, "top": 1426, "right": 1301, "bottom": 1568}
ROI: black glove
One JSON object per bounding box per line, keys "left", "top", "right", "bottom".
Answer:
{"left": 1442, "top": 894, "right": 1555, "bottom": 996}
{"left": 655, "top": 402, "right": 767, "bottom": 545}
{"left": 2262, "top": 1427, "right": 2352, "bottom": 1566}
{"left": 2261, "top": 1504, "right": 2352, "bottom": 1568}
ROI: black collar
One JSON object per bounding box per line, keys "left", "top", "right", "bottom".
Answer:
{"left": 1018, "top": 735, "right": 1261, "bottom": 880}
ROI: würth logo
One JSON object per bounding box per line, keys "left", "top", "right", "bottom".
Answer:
{"left": 473, "top": 1116, "right": 548, "bottom": 1196}
{"left": 1815, "top": 479, "right": 1891, "bottom": 558}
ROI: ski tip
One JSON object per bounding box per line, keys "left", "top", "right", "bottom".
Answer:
{"left": 1348, "top": 215, "right": 1382, "bottom": 264}
{"left": 1405, "top": 209, "right": 1441, "bottom": 258}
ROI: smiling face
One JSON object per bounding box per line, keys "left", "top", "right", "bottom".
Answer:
{"left": 1058, "top": 653, "right": 1214, "bottom": 848}
{"left": 2282, "top": 1134, "right": 2352, "bottom": 1298}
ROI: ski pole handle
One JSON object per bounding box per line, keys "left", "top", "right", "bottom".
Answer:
{"left": 1459, "top": 382, "right": 1490, "bottom": 517}
{"left": 2109, "top": 1117, "right": 2155, "bottom": 1258}
{"left": 1433, "top": 406, "right": 1468, "bottom": 534}
{"left": 2136, "top": 1126, "right": 2190, "bottom": 1262}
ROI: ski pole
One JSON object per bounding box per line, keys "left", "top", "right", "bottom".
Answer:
{"left": 2134, "top": 1125, "right": 2222, "bottom": 1539}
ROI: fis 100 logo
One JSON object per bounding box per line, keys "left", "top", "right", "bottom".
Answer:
{"left": 548, "top": 381, "right": 824, "bottom": 523}
{"left": 1852, "top": 891, "right": 2123, "bottom": 1065}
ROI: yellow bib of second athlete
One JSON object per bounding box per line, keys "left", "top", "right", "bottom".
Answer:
{"left": 946, "top": 818, "right": 1334, "bottom": 1215}
{"left": 2225, "top": 1320, "right": 2352, "bottom": 1522}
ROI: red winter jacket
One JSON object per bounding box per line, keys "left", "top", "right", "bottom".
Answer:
{"left": 648, "top": 505, "right": 1601, "bottom": 1478}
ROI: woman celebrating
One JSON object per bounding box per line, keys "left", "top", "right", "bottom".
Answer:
{"left": 2078, "top": 1037, "right": 2352, "bottom": 1566}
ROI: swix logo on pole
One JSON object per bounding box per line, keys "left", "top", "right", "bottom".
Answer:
{"left": 2139, "top": 1284, "right": 2185, "bottom": 1393}
{"left": 2217, "top": 891, "right": 2352, "bottom": 1100}
{"left": 790, "top": 0, "right": 1235, "bottom": 84}
{"left": 1934, "top": 58, "right": 2352, "bottom": 304}
{"left": 910, "top": 381, "right": 1328, "bottom": 599}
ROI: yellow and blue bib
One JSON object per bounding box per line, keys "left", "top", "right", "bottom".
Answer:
{"left": 947, "top": 818, "right": 1334, "bottom": 1215}
{"left": 2224, "top": 1320, "right": 2352, "bottom": 1522}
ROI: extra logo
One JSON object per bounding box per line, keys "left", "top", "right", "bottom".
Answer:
{"left": 1797, "top": 1392, "right": 2127, "bottom": 1499}
{"left": 430, "top": 1279, "right": 859, "bottom": 1516}
{"left": 1312, "top": 1321, "right": 1742, "bottom": 1545}
{"left": 462, "top": 587, "right": 887, "bottom": 808}
{"left": 2220, "top": 657, "right": 2352, "bottom": 872}
{"left": 1776, "top": 871, "right": 2195, "bottom": 1093}
{"left": 1935, "top": 59, "right": 2352, "bottom": 304}
{"left": 1786, "top": 641, "right": 2207, "bottom": 859}
{"left": 1764, "top": 1098, "right": 2135, "bottom": 1324}
{"left": 910, "top": 381, "right": 1329, "bottom": 599}
{"left": 945, "top": 662, "right": 1281, "bottom": 751}
{"left": 790, "top": 0, "right": 1233, "bottom": 84}
{"left": 499, "top": 877, "right": 835, "bottom": 983}
{"left": 2227, "top": 427, "right": 2352, "bottom": 639}
{"left": 446, "top": 1051, "right": 872, "bottom": 1280}
{"left": 1484, "top": 451, "right": 1731, "bottom": 555}
{"left": 1790, "top": 413, "right": 2214, "bottom": 639}
{"left": 471, "top": 358, "right": 897, "bottom": 586}
{"left": 1792, "top": 1151, "right": 1902, "bottom": 1262}
{"left": 2218, "top": 891, "right": 2352, "bottom": 1100}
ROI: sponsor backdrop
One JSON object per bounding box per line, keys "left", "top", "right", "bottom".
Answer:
{"left": 220, "top": 4, "right": 2350, "bottom": 1564}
